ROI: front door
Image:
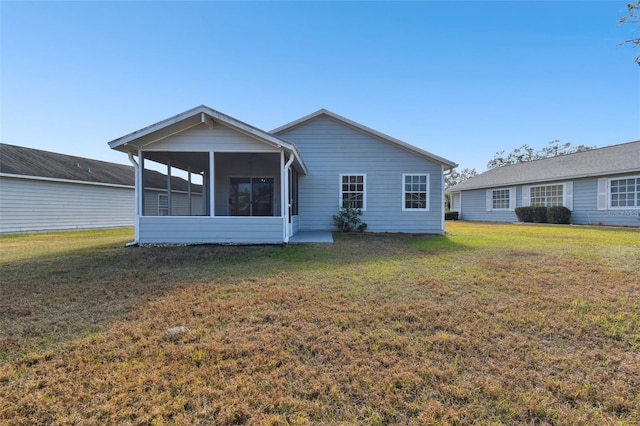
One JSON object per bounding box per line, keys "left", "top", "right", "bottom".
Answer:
{"left": 229, "top": 177, "right": 274, "bottom": 216}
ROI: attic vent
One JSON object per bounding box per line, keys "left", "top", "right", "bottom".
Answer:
{"left": 87, "top": 167, "right": 92, "bottom": 173}
{"left": 76, "top": 163, "right": 81, "bottom": 168}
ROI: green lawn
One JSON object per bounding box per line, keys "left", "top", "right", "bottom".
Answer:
{"left": 1, "top": 223, "right": 639, "bottom": 425}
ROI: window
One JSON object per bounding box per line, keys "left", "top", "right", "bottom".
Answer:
{"left": 492, "top": 189, "right": 511, "bottom": 209}
{"left": 486, "top": 187, "right": 515, "bottom": 211}
{"left": 340, "top": 175, "right": 366, "bottom": 209}
{"left": 403, "top": 174, "right": 429, "bottom": 210}
{"left": 158, "top": 194, "right": 169, "bottom": 216}
{"left": 530, "top": 184, "right": 564, "bottom": 207}
{"left": 610, "top": 177, "right": 640, "bottom": 208}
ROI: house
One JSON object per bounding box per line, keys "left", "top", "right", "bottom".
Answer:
{"left": 0, "top": 143, "right": 202, "bottom": 233}
{"left": 107, "top": 105, "right": 457, "bottom": 244}
{"left": 448, "top": 141, "right": 640, "bottom": 227}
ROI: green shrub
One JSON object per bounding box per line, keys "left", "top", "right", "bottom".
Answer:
{"left": 515, "top": 207, "right": 532, "bottom": 222}
{"left": 547, "top": 206, "right": 571, "bottom": 224}
{"left": 445, "top": 212, "right": 459, "bottom": 221}
{"left": 332, "top": 205, "right": 367, "bottom": 232}
{"left": 515, "top": 206, "right": 548, "bottom": 223}
{"left": 531, "top": 207, "right": 548, "bottom": 223}
{"left": 515, "top": 206, "right": 572, "bottom": 224}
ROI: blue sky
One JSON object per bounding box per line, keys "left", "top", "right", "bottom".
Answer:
{"left": 1, "top": 1, "right": 639, "bottom": 172}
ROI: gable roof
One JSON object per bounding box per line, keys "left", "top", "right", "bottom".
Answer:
{"left": 107, "top": 105, "right": 308, "bottom": 174}
{"left": 272, "top": 109, "right": 458, "bottom": 170}
{"left": 449, "top": 141, "right": 640, "bottom": 192}
{"left": 0, "top": 143, "right": 198, "bottom": 192}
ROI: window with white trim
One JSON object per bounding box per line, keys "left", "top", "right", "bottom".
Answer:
{"left": 492, "top": 189, "right": 511, "bottom": 209}
{"left": 340, "top": 175, "right": 365, "bottom": 209}
{"left": 530, "top": 184, "right": 564, "bottom": 207}
{"left": 486, "top": 187, "right": 515, "bottom": 211}
{"left": 610, "top": 177, "right": 640, "bottom": 208}
{"left": 403, "top": 174, "right": 429, "bottom": 210}
{"left": 158, "top": 194, "right": 169, "bottom": 216}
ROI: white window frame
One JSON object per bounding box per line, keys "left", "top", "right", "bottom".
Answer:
{"left": 486, "top": 187, "right": 516, "bottom": 211}
{"left": 523, "top": 182, "right": 573, "bottom": 210}
{"left": 158, "top": 194, "right": 169, "bottom": 216}
{"left": 339, "top": 174, "right": 366, "bottom": 211}
{"left": 402, "top": 173, "right": 430, "bottom": 211}
{"left": 606, "top": 175, "right": 640, "bottom": 210}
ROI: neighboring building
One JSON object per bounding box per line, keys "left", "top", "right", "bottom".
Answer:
{"left": 108, "top": 105, "right": 457, "bottom": 244}
{"left": 0, "top": 144, "right": 201, "bottom": 233}
{"left": 448, "top": 141, "right": 640, "bottom": 227}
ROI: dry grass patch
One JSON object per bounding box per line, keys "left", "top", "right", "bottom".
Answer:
{"left": 1, "top": 223, "right": 639, "bottom": 424}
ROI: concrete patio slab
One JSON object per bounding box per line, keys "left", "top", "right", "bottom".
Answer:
{"left": 288, "top": 231, "right": 334, "bottom": 244}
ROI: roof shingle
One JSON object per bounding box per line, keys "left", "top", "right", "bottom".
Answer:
{"left": 449, "top": 141, "right": 640, "bottom": 191}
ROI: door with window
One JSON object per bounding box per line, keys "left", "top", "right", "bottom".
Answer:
{"left": 229, "top": 177, "right": 274, "bottom": 216}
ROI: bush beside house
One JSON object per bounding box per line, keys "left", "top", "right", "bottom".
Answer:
{"left": 515, "top": 206, "right": 571, "bottom": 224}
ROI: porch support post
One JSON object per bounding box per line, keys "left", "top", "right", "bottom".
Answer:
{"left": 128, "top": 151, "right": 141, "bottom": 244}
{"left": 167, "top": 161, "right": 172, "bottom": 216}
{"left": 209, "top": 151, "right": 215, "bottom": 217}
{"left": 281, "top": 151, "right": 287, "bottom": 242}
{"left": 187, "top": 167, "right": 192, "bottom": 216}
{"left": 440, "top": 164, "right": 445, "bottom": 234}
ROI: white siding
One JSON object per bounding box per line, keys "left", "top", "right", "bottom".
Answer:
{"left": 138, "top": 216, "right": 284, "bottom": 244}
{"left": 450, "top": 192, "right": 461, "bottom": 212}
{"left": 277, "top": 116, "right": 445, "bottom": 234}
{"left": 0, "top": 176, "right": 133, "bottom": 233}
{"left": 145, "top": 123, "right": 280, "bottom": 152}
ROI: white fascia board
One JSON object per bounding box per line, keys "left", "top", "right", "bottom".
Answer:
{"left": 0, "top": 173, "right": 134, "bottom": 189}
{"left": 108, "top": 105, "right": 208, "bottom": 150}
{"left": 272, "top": 109, "right": 457, "bottom": 170}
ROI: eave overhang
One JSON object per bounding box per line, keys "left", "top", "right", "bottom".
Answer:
{"left": 108, "top": 105, "right": 308, "bottom": 174}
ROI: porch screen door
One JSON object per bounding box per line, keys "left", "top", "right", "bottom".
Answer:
{"left": 229, "top": 177, "right": 274, "bottom": 216}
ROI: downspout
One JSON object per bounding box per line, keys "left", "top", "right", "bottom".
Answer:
{"left": 441, "top": 164, "right": 446, "bottom": 235}
{"left": 127, "top": 152, "right": 140, "bottom": 246}
{"left": 283, "top": 152, "right": 295, "bottom": 243}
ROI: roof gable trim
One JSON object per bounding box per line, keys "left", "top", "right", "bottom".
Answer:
{"left": 0, "top": 172, "right": 134, "bottom": 189}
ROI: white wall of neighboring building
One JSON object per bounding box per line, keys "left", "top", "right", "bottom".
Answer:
{"left": 0, "top": 175, "right": 134, "bottom": 233}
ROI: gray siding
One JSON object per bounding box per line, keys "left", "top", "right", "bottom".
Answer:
{"left": 458, "top": 188, "right": 519, "bottom": 222}
{"left": 572, "top": 174, "right": 640, "bottom": 227}
{"left": 291, "top": 215, "right": 300, "bottom": 235}
{"left": 458, "top": 173, "right": 640, "bottom": 227}
{"left": 0, "top": 176, "right": 133, "bottom": 233}
{"left": 138, "top": 216, "right": 284, "bottom": 244}
{"left": 278, "top": 116, "right": 445, "bottom": 233}
{"left": 146, "top": 124, "right": 280, "bottom": 152}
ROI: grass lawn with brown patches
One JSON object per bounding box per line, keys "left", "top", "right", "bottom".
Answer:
{"left": 1, "top": 223, "right": 639, "bottom": 424}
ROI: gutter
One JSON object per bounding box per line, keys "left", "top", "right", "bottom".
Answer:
{"left": 282, "top": 152, "right": 296, "bottom": 244}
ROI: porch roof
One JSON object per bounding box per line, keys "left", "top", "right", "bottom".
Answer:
{"left": 108, "top": 105, "right": 307, "bottom": 174}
